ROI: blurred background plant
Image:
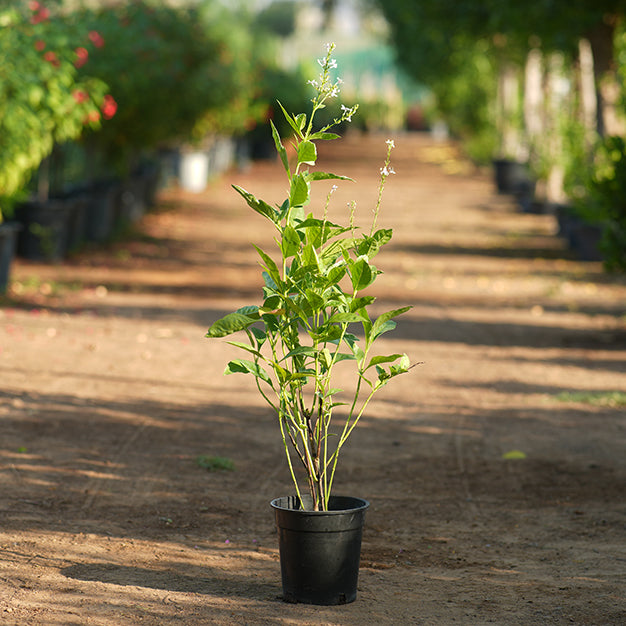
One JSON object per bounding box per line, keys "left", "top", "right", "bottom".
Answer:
{"left": 2, "top": 0, "right": 625, "bottom": 272}
{"left": 0, "top": 0, "right": 110, "bottom": 219}
{"left": 72, "top": 0, "right": 267, "bottom": 178}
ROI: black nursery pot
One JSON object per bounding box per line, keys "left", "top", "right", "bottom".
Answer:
{"left": 493, "top": 158, "right": 531, "bottom": 195}
{"left": 270, "top": 495, "right": 369, "bottom": 605}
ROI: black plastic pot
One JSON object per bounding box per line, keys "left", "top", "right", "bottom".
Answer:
{"left": 15, "top": 199, "right": 74, "bottom": 261}
{"left": 270, "top": 495, "right": 369, "bottom": 605}
{"left": 0, "top": 222, "right": 21, "bottom": 294}
{"left": 84, "top": 181, "right": 120, "bottom": 243}
{"left": 493, "top": 158, "right": 531, "bottom": 195}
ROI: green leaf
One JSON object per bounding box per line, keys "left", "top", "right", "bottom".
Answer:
{"left": 502, "top": 450, "right": 527, "bottom": 460}
{"left": 225, "top": 359, "right": 273, "bottom": 386}
{"left": 273, "top": 363, "right": 292, "bottom": 384}
{"left": 305, "top": 171, "right": 353, "bottom": 182}
{"left": 305, "top": 288, "right": 325, "bottom": 311}
{"left": 281, "top": 225, "right": 301, "bottom": 257}
{"left": 262, "top": 294, "right": 282, "bottom": 311}
{"left": 295, "top": 113, "right": 307, "bottom": 130}
{"left": 250, "top": 327, "right": 267, "bottom": 347}
{"left": 206, "top": 310, "right": 259, "bottom": 338}
{"left": 296, "top": 218, "right": 351, "bottom": 247}
{"left": 309, "top": 324, "right": 343, "bottom": 343}
{"left": 289, "top": 174, "right": 310, "bottom": 207}
{"left": 232, "top": 185, "right": 278, "bottom": 223}
{"left": 375, "top": 365, "right": 390, "bottom": 382}
{"left": 270, "top": 120, "right": 290, "bottom": 174}
{"left": 277, "top": 198, "right": 290, "bottom": 221}
{"left": 283, "top": 297, "right": 310, "bottom": 323}
{"left": 334, "top": 353, "right": 356, "bottom": 363}
{"left": 302, "top": 242, "right": 320, "bottom": 269}
{"left": 282, "top": 346, "right": 317, "bottom": 361}
{"left": 390, "top": 355, "right": 411, "bottom": 376}
{"left": 262, "top": 271, "right": 278, "bottom": 291}
{"left": 357, "top": 228, "right": 393, "bottom": 258}
{"left": 254, "top": 245, "right": 281, "bottom": 286}
{"left": 320, "top": 238, "right": 357, "bottom": 267}
{"left": 308, "top": 131, "right": 341, "bottom": 141}
{"left": 226, "top": 340, "right": 262, "bottom": 357}
{"left": 344, "top": 333, "right": 365, "bottom": 361}
{"left": 371, "top": 306, "right": 411, "bottom": 340}
{"left": 366, "top": 353, "right": 405, "bottom": 370}
{"left": 349, "top": 258, "right": 374, "bottom": 291}
{"left": 327, "top": 265, "right": 346, "bottom": 285}
{"left": 277, "top": 101, "right": 304, "bottom": 139}
{"left": 372, "top": 320, "right": 396, "bottom": 339}
{"left": 261, "top": 312, "right": 280, "bottom": 333}
{"left": 327, "top": 312, "right": 363, "bottom": 324}
{"left": 297, "top": 140, "right": 317, "bottom": 166}
{"left": 350, "top": 296, "right": 376, "bottom": 312}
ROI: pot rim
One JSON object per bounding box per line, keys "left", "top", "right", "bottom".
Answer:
{"left": 270, "top": 495, "right": 369, "bottom": 515}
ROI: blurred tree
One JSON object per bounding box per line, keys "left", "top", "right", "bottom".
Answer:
{"left": 257, "top": 0, "right": 298, "bottom": 38}
{"left": 377, "top": 0, "right": 626, "bottom": 137}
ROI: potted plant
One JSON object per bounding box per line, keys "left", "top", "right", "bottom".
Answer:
{"left": 205, "top": 44, "right": 413, "bottom": 605}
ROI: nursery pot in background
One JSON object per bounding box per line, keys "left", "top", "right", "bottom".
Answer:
{"left": 270, "top": 495, "right": 369, "bottom": 605}
{"left": 493, "top": 158, "right": 531, "bottom": 195}
{"left": 0, "top": 222, "right": 21, "bottom": 294}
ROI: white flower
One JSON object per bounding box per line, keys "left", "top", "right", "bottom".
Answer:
{"left": 386, "top": 139, "right": 395, "bottom": 148}
{"left": 328, "top": 58, "right": 338, "bottom": 70}
{"left": 307, "top": 79, "right": 319, "bottom": 89}
{"left": 331, "top": 184, "right": 338, "bottom": 192}
{"left": 380, "top": 166, "right": 396, "bottom": 176}
{"left": 340, "top": 104, "right": 352, "bottom": 121}
{"left": 317, "top": 57, "right": 325, "bottom": 67}
{"left": 329, "top": 85, "right": 340, "bottom": 98}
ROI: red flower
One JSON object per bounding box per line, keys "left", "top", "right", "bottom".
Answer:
{"left": 43, "top": 51, "right": 60, "bottom": 67}
{"left": 30, "top": 6, "right": 50, "bottom": 24}
{"left": 84, "top": 110, "right": 101, "bottom": 125}
{"left": 88, "top": 31, "right": 105, "bottom": 48}
{"left": 34, "top": 40, "right": 46, "bottom": 52}
{"left": 73, "top": 90, "right": 89, "bottom": 104}
{"left": 74, "top": 47, "right": 89, "bottom": 68}
{"left": 101, "top": 94, "right": 117, "bottom": 119}
{"left": 29, "top": 1, "right": 41, "bottom": 11}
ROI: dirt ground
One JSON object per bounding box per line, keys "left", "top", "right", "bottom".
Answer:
{"left": 1, "top": 133, "right": 625, "bottom": 625}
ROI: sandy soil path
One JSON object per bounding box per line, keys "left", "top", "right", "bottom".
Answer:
{"left": 1, "top": 132, "right": 625, "bottom": 625}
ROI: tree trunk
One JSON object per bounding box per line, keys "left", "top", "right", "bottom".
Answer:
{"left": 586, "top": 18, "right": 625, "bottom": 137}
{"left": 544, "top": 53, "right": 567, "bottom": 204}
{"left": 497, "top": 63, "right": 525, "bottom": 159}
{"left": 524, "top": 48, "right": 543, "bottom": 143}
{"left": 578, "top": 37, "right": 598, "bottom": 149}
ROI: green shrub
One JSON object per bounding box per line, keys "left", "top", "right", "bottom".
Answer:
{"left": 581, "top": 136, "right": 626, "bottom": 271}
{"left": 75, "top": 0, "right": 263, "bottom": 174}
{"left": 0, "top": 1, "right": 110, "bottom": 218}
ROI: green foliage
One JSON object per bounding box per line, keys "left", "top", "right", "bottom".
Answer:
{"left": 555, "top": 390, "right": 626, "bottom": 407}
{"left": 245, "top": 63, "right": 314, "bottom": 151}
{"left": 206, "top": 45, "right": 412, "bottom": 511}
{"left": 571, "top": 135, "right": 626, "bottom": 271}
{"left": 0, "top": 1, "right": 110, "bottom": 218}
{"left": 256, "top": 0, "right": 297, "bottom": 38}
{"left": 74, "top": 0, "right": 264, "bottom": 174}
{"left": 375, "top": 0, "right": 625, "bottom": 164}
